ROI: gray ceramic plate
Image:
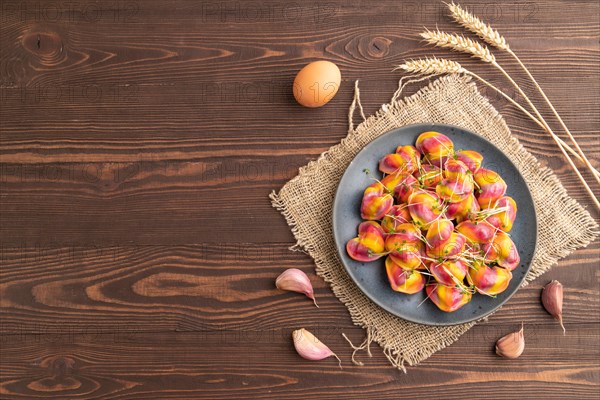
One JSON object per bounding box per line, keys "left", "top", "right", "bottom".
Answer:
{"left": 332, "top": 123, "right": 538, "bottom": 326}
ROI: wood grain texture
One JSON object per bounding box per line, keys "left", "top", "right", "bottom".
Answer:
{"left": 1, "top": 0, "right": 599, "bottom": 398}
{"left": 1, "top": 327, "right": 599, "bottom": 400}
{"left": 0, "top": 244, "right": 598, "bottom": 333}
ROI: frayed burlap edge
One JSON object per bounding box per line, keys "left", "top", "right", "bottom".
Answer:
{"left": 270, "top": 75, "right": 599, "bottom": 372}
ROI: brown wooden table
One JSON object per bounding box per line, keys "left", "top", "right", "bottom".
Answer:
{"left": 1, "top": 1, "right": 599, "bottom": 398}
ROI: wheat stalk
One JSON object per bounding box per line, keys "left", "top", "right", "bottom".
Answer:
{"left": 398, "top": 58, "right": 540, "bottom": 125}
{"left": 419, "top": 28, "right": 600, "bottom": 209}
{"left": 447, "top": 1, "right": 599, "bottom": 187}
{"left": 447, "top": 2, "right": 509, "bottom": 50}
{"left": 420, "top": 29, "right": 495, "bottom": 63}
{"left": 397, "top": 56, "right": 465, "bottom": 75}
{"left": 398, "top": 55, "right": 600, "bottom": 209}
{"left": 397, "top": 58, "right": 599, "bottom": 176}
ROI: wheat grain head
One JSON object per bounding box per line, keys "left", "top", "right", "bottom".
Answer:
{"left": 420, "top": 29, "right": 496, "bottom": 63}
{"left": 397, "top": 57, "right": 465, "bottom": 76}
{"left": 447, "top": 2, "right": 509, "bottom": 51}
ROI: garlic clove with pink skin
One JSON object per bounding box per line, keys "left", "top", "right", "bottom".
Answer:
{"left": 495, "top": 325, "right": 525, "bottom": 359}
{"left": 292, "top": 328, "right": 341, "bottom": 368}
{"left": 276, "top": 268, "right": 318, "bottom": 307}
{"left": 542, "top": 280, "right": 565, "bottom": 335}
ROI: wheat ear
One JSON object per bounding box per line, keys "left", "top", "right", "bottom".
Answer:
{"left": 420, "top": 29, "right": 495, "bottom": 63}
{"left": 396, "top": 56, "right": 465, "bottom": 75}
{"left": 447, "top": 2, "right": 509, "bottom": 50}
{"left": 447, "top": 1, "right": 599, "bottom": 186}
{"left": 398, "top": 58, "right": 599, "bottom": 177}
{"left": 420, "top": 31, "right": 600, "bottom": 209}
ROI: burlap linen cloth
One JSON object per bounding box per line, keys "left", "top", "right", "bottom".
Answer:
{"left": 270, "top": 74, "right": 599, "bottom": 371}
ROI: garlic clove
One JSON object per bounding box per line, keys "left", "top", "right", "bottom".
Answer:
{"left": 495, "top": 325, "right": 525, "bottom": 359}
{"left": 292, "top": 328, "right": 341, "bottom": 368}
{"left": 541, "top": 280, "right": 565, "bottom": 334}
{"left": 275, "top": 268, "right": 318, "bottom": 307}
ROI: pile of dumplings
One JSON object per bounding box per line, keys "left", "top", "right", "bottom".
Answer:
{"left": 346, "top": 131, "right": 519, "bottom": 312}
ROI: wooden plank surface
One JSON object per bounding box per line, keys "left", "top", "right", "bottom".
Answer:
{"left": 1, "top": 0, "right": 599, "bottom": 398}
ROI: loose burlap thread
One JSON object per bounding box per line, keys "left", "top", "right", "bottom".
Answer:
{"left": 270, "top": 75, "right": 599, "bottom": 372}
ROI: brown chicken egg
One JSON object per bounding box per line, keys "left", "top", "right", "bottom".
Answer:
{"left": 293, "top": 60, "right": 341, "bottom": 108}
